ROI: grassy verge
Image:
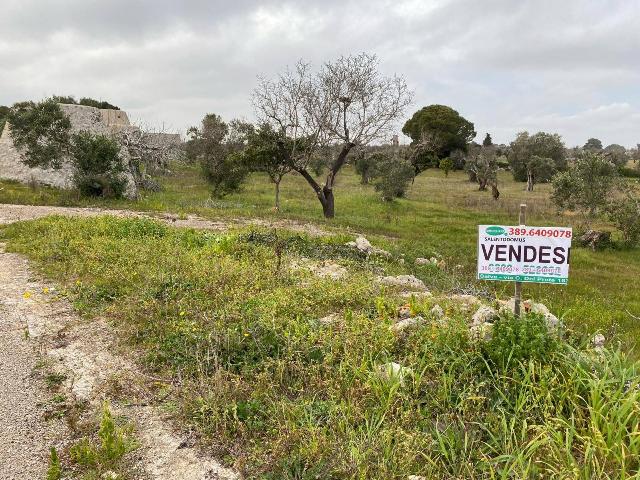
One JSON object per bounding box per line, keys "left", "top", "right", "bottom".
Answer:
{"left": 3, "top": 216, "right": 639, "bottom": 479}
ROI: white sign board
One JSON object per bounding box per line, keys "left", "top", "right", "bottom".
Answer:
{"left": 477, "top": 225, "right": 572, "bottom": 285}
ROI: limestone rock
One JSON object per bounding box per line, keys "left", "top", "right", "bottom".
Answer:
{"left": 397, "top": 304, "right": 412, "bottom": 319}
{"left": 378, "top": 275, "right": 427, "bottom": 291}
{"left": 499, "top": 298, "right": 560, "bottom": 330}
{"left": 291, "top": 258, "right": 347, "bottom": 280}
{"left": 391, "top": 316, "right": 425, "bottom": 334}
{"left": 469, "top": 322, "right": 493, "bottom": 341}
{"left": 471, "top": 306, "right": 498, "bottom": 326}
{"left": 415, "top": 257, "right": 431, "bottom": 265}
{"left": 449, "top": 294, "right": 482, "bottom": 312}
{"left": 579, "top": 230, "right": 611, "bottom": 251}
{"left": 592, "top": 333, "right": 605, "bottom": 350}
{"left": 430, "top": 304, "right": 444, "bottom": 318}
{"left": 318, "top": 313, "right": 342, "bottom": 325}
{"left": 347, "top": 235, "right": 391, "bottom": 257}
{"left": 400, "top": 291, "right": 433, "bottom": 300}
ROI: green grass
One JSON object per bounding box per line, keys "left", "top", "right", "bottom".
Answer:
{"left": 2, "top": 215, "right": 639, "bottom": 479}
{"left": 2, "top": 165, "right": 639, "bottom": 348}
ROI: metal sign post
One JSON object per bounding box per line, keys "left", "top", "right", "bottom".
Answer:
{"left": 514, "top": 204, "right": 526, "bottom": 316}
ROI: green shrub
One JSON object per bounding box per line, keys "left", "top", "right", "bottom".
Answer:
{"left": 70, "top": 401, "right": 134, "bottom": 474}
{"left": 484, "top": 312, "right": 561, "bottom": 369}
{"left": 620, "top": 166, "right": 640, "bottom": 178}
{"left": 607, "top": 192, "right": 640, "bottom": 246}
{"left": 70, "top": 131, "right": 127, "bottom": 198}
{"left": 370, "top": 154, "right": 415, "bottom": 201}
{"left": 439, "top": 157, "right": 454, "bottom": 176}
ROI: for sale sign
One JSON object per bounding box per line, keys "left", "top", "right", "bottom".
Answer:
{"left": 477, "top": 225, "right": 572, "bottom": 284}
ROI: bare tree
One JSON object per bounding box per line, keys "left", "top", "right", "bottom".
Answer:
{"left": 118, "top": 123, "right": 181, "bottom": 189}
{"left": 253, "top": 53, "right": 413, "bottom": 218}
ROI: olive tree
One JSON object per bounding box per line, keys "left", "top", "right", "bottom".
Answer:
{"left": 603, "top": 144, "right": 629, "bottom": 170}
{"left": 551, "top": 152, "right": 619, "bottom": 223}
{"left": 240, "top": 123, "right": 310, "bottom": 210}
{"left": 6, "top": 99, "right": 71, "bottom": 169}
{"left": 252, "top": 54, "right": 412, "bottom": 218}
{"left": 185, "top": 114, "right": 253, "bottom": 197}
{"left": 465, "top": 144, "right": 499, "bottom": 198}
{"left": 508, "top": 131, "right": 566, "bottom": 189}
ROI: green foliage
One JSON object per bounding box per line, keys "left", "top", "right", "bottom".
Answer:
{"left": 484, "top": 313, "right": 560, "bottom": 369}
{"left": 187, "top": 114, "right": 252, "bottom": 198}
{"left": 239, "top": 123, "right": 312, "bottom": 207}
{"left": 369, "top": 151, "right": 415, "bottom": 200}
{"left": 508, "top": 131, "right": 566, "bottom": 182}
{"left": 465, "top": 144, "right": 498, "bottom": 190}
{"left": 47, "top": 447, "right": 62, "bottom": 480}
{"left": 607, "top": 191, "right": 640, "bottom": 246}
{"left": 482, "top": 133, "right": 493, "bottom": 146}
{"left": 603, "top": 143, "right": 629, "bottom": 169}
{"left": 69, "top": 401, "right": 134, "bottom": 475}
{"left": 70, "top": 131, "right": 126, "bottom": 198}
{"left": 551, "top": 151, "right": 619, "bottom": 221}
{"left": 620, "top": 166, "right": 640, "bottom": 178}
{"left": 354, "top": 149, "right": 378, "bottom": 184}
{"left": 52, "top": 95, "right": 120, "bottom": 110}
{"left": 402, "top": 104, "right": 476, "bottom": 158}
{"left": 6, "top": 99, "right": 71, "bottom": 169}
{"left": 3, "top": 216, "right": 640, "bottom": 479}
{"left": 439, "top": 157, "right": 454, "bottom": 177}
{"left": 583, "top": 137, "right": 603, "bottom": 152}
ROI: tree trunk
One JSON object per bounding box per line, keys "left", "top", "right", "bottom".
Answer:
{"left": 526, "top": 171, "right": 534, "bottom": 191}
{"left": 274, "top": 180, "right": 281, "bottom": 211}
{"left": 478, "top": 178, "right": 487, "bottom": 191}
{"left": 491, "top": 183, "right": 500, "bottom": 200}
{"left": 296, "top": 142, "right": 354, "bottom": 219}
{"left": 320, "top": 186, "right": 335, "bottom": 218}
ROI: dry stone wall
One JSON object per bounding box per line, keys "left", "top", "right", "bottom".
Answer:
{"left": 0, "top": 104, "right": 139, "bottom": 198}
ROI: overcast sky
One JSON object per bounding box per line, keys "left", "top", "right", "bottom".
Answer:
{"left": 1, "top": 0, "right": 639, "bottom": 147}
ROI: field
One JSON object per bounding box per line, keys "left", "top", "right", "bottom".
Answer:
{"left": 1, "top": 166, "right": 640, "bottom": 478}
{"left": 1, "top": 165, "right": 639, "bottom": 348}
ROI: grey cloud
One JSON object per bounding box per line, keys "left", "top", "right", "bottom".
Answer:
{"left": 1, "top": 0, "right": 638, "bottom": 146}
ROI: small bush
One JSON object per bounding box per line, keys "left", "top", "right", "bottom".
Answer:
{"left": 607, "top": 193, "right": 640, "bottom": 246}
{"left": 439, "top": 157, "right": 453, "bottom": 177}
{"left": 484, "top": 312, "right": 560, "bottom": 369}
{"left": 370, "top": 154, "right": 415, "bottom": 201}
{"left": 69, "top": 401, "right": 134, "bottom": 474}
{"left": 70, "top": 131, "right": 127, "bottom": 198}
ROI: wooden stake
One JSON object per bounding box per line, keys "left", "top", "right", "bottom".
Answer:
{"left": 514, "top": 204, "right": 526, "bottom": 316}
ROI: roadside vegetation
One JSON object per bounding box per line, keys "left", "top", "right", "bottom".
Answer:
{"left": 3, "top": 215, "right": 639, "bottom": 479}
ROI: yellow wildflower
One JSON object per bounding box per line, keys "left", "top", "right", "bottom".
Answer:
{"left": 22, "top": 291, "right": 32, "bottom": 299}
{"left": 42, "top": 287, "right": 50, "bottom": 294}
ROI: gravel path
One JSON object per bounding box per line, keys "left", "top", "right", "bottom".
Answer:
{"left": 0, "top": 203, "right": 329, "bottom": 236}
{"left": 0, "top": 247, "right": 65, "bottom": 480}
{"left": 0, "top": 204, "right": 248, "bottom": 479}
